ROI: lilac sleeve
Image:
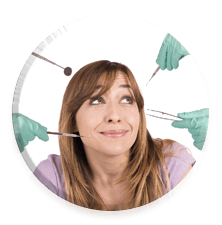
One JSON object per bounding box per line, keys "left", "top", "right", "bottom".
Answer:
{"left": 31, "top": 154, "right": 67, "bottom": 200}
{"left": 163, "top": 142, "right": 196, "bottom": 190}
{"left": 32, "top": 156, "right": 57, "bottom": 195}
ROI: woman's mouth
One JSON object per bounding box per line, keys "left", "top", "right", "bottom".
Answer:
{"left": 100, "top": 130, "right": 129, "bottom": 138}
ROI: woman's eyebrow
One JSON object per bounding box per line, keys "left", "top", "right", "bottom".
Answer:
{"left": 95, "top": 84, "right": 132, "bottom": 89}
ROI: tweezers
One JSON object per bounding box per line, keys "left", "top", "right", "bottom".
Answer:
{"left": 146, "top": 109, "right": 182, "bottom": 121}
{"left": 47, "top": 131, "right": 91, "bottom": 138}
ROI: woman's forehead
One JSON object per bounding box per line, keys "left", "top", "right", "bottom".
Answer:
{"left": 92, "top": 72, "right": 134, "bottom": 97}
{"left": 97, "top": 71, "right": 130, "bottom": 86}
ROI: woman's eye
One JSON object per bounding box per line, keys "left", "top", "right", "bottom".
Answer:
{"left": 123, "top": 97, "right": 133, "bottom": 104}
{"left": 91, "top": 96, "right": 134, "bottom": 105}
{"left": 91, "top": 98, "right": 104, "bottom": 105}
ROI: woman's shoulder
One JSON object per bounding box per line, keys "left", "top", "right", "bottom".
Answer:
{"left": 159, "top": 139, "right": 196, "bottom": 189}
{"left": 46, "top": 154, "right": 62, "bottom": 168}
{"left": 31, "top": 154, "right": 62, "bottom": 197}
{"left": 161, "top": 139, "right": 195, "bottom": 163}
{"left": 34, "top": 154, "right": 62, "bottom": 173}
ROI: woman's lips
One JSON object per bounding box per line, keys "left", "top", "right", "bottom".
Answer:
{"left": 100, "top": 130, "right": 129, "bottom": 138}
{"left": 100, "top": 130, "right": 128, "bottom": 134}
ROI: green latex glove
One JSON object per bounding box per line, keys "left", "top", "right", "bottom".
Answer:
{"left": 12, "top": 113, "right": 49, "bottom": 153}
{"left": 156, "top": 33, "right": 190, "bottom": 71}
{"left": 171, "top": 108, "right": 209, "bottom": 150}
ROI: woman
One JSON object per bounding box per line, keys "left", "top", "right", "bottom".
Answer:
{"left": 33, "top": 60, "right": 195, "bottom": 211}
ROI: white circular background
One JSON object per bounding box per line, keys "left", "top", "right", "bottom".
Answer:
{"left": 13, "top": 14, "right": 209, "bottom": 172}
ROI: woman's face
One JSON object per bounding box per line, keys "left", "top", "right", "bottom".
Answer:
{"left": 75, "top": 72, "right": 140, "bottom": 156}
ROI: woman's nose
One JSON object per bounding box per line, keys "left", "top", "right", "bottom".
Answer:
{"left": 105, "top": 102, "right": 121, "bottom": 124}
{"left": 107, "top": 118, "right": 121, "bottom": 123}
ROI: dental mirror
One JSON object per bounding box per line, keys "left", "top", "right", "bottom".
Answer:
{"left": 32, "top": 52, "right": 72, "bottom": 76}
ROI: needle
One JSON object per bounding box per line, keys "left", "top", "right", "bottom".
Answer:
{"left": 32, "top": 52, "right": 72, "bottom": 76}
{"left": 47, "top": 131, "right": 91, "bottom": 138}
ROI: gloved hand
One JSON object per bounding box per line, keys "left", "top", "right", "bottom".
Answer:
{"left": 171, "top": 108, "right": 209, "bottom": 150}
{"left": 156, "top": 33, "right": 190, "bottom": 71}
{"left": 12, "top": 113, "right": 49, "bottom": 153}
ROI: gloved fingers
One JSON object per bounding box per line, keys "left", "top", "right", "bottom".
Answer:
{"left": 174, "top": 39, "right": 189, "bottom": 57}
{"left": 179, "top": 55, "right": 185, "bottom": 60}
{"left": 175, "top": 43, "right": 189, "bottom": 61}
{"left": 38, "top": 126, "right": 49, "bottom": 142}
{"left": 172, "top": 43, "right": 185, "bottom": 69}
{"left": 33, "top": 125, "right": 49, "bottom": 142}
{"left": 156, "top": 33, "right": 189, "bottom": 71}
{"left": 156, "top": 44, "right": 168, "bottom": 70}
{"left": 171, "top": 38, "right": 182, "bottom": 69}
{"left": 163, "top": 34, "right": 173, "bottom": 71}
{"left": 188, "top": 124, "right": 208, "bottom": 136}
{"left": 188, "top": 127, "right": 201, "bottom": 136}
{"left": 193, "top": 140, "right": 205, "bottom": 150}
{"left": 13, "top": 117, "right": 31, "bottom": 146}
{"left": 16, "top": 116, "right": 36, "bottom": 141}
{"left": 192, "top": 134, "right": 206, "bottom": 143}
{"left": 177, "top": 108, "right": 209, "bottom": 119}
{"left": 190, "top": 117, "right": 209, "bottom": 129}
{"left": 12, "top": 113, "right": 21, "bottom": 121}
{"left": 188, "top": 128, "right": 207, "bottom": 137}
{"left": 166, "top": 46, "right": 173, "bottom": 71}
{"left": 167, "top": 59, "right": 173, "bottom": 71}
{"left": 12, "top": 113, "right": 49, "bottom": 152}
{"left": 18, "top": 142, "right": 25, "bottom": 153}
{"left": 15, "top": 133, "right": 29, "bottom": 149}
{"left": 15, "top": 139, "right": 24, "bottom": 153}
{"left": 163, "top": 33, "right": 172, "bottom": 44}
{"left": 15, "top": 114, "right": 28, "bottom": 131}
{"left": 12, "top": 122, "right": 20, "bottom": 136}
{"left": 24, "top": 125, "right": 36, "bottom": 141}
{"left": 180, "top": 45, "right": 190, "bottom": 57}
{"left": 12, "top": 114, "right": 22, "bottom": 134}
{"left": 171, "top": 119, "right": 193, "bottom": 129}
{"left": 19, "top": 132, "right": 30, "bottom": 146}
{"left": 167, "top": 36, "right": 180, "bottom": 70}
{"left": 172, "top": 60, "right": 179, "bottom": 70}
{"left": 171, "top": 52, "right": 181, "bottom": 69}
{"left": 16, "top": 113, "right": 49, "bottom": 141}
{"left": 172, "top": 117, "right": 208, "bottom": 130}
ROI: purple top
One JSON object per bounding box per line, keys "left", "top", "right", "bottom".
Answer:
{"left": 33, "top": 142, "right": 196, "bottom": 200}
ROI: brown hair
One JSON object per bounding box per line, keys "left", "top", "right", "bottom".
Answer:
{"left": 59, "top": 60, "right": 174, "bottom": 210}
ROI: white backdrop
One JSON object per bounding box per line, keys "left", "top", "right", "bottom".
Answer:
{"left": 14, "top": 15, "right": 208, "bottom": 170}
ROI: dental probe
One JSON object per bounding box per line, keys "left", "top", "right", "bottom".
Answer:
{"left": 146, "top": 66, "right": 160, "bottom": 86}
{"left": 47, "top": 131, "right": 91, "bottom": 138}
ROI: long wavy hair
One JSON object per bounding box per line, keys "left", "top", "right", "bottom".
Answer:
{"left": 59, "top": 60, "right": 175, "bottom": 210}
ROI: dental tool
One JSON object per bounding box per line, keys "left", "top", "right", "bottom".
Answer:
{"left": 47, "top": 131, "right": 91, "bottom": 138}
{"left": 146, "top": 66, "right": 160, "bottom": 86}
{"left": 146, "top": 109, "right": 182, "bottom": 121}
{"left": 32, "top": 52, "right": 72, "bottom": 76}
